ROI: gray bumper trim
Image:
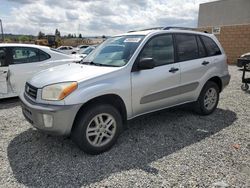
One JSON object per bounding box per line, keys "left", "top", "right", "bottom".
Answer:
{"left": 20, "top": 93, "right": 82, "bottom": 135}
{"left": 221, "top": 74, "right": 231, "bottom": 88}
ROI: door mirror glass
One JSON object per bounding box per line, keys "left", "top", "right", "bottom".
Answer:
{"left": 138, "top": 58, "right": 155, "bottom": 70}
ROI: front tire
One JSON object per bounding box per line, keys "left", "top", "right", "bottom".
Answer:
{"left": 194, "top": 81, "right": 220, "bottom": 115}
{"left": 71, "top": 104, "right": 123, "bottom": 155}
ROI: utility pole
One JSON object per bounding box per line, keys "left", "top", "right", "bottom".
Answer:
{"left": 0, "top": 19, "right": 4, "bottom": 42}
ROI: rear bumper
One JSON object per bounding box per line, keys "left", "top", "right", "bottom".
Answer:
{"left": 221, "top": 74, "right": 231, "bottom": 89}
{"left": 20, "top": 93, "right": 82, "bottom": 135}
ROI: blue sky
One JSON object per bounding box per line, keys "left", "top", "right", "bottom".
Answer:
{"left": 0, "top": 0, "right": 214, "bottom": 36}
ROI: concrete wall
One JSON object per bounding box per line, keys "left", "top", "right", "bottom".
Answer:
{"left": 197, "top": 24, "right": 250, "bottom": 64}
{"left": 198, "top": 0, "right": 250, "bottom": 27}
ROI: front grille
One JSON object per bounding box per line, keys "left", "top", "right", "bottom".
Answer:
{"left": 25, "top": 83, "right": 38, "bottom": 99}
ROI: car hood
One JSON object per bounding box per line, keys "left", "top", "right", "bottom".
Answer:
{"left": 28, "top": 63, "right": 118, "bottom": 88}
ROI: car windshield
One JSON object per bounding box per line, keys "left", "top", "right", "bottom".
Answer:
{"left": 82, "top": 35, "right": 144, "bottom": 67}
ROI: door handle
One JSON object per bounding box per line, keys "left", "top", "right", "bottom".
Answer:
{"left": 0, "top": 70, "right": 7, "bottom": 74}
{"left": 202, "top": 61, "right": 210, "bottom": 66}
{"left": 169, "top": 67, "right": 179, "bottom": 73}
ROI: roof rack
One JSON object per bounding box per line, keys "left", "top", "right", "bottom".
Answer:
{"left": 128, "top": 26, "right": 209, "bottom": 33}
{"left": 127, "top": 27, "right": 163, "bottom": 33}
{"left": 163, "top": 26, "right": 195, "bottom": 30}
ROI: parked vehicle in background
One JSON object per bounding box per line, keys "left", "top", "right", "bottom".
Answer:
{"left": 0, "top": 43, "right": 80, "bottom": 99}
{"left": 20, "top": 27, "right": 230, "bottom": 154}
{"left": 73, "top": 45, "right": 97, "bottom": 59}
{"left": 77, "top": 45, "right": 89, "bottom": 50}
{"left": 35, "top": 35, "right": 57, "bottom": 47}
{"left": 56, "top": 46, "right": 76, "bottom": 55}
{"left": 237, "top": 52, "right": 250, "bottom": 70}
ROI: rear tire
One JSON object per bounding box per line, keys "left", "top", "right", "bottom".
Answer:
{"left": 194, "top": 81, "right": 219, "bottom": 115}
{"left": 71, "top": 104, "right": 123, "bottom": 155}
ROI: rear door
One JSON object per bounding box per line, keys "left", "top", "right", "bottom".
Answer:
{"left": 0, "top": 47, "right": 8, "bottom": 94}
{"left": 8, "top": 47, "right": 50, "bottom": 93}
{"left": 175, "top": 34, "right": 212, "bottom": 102}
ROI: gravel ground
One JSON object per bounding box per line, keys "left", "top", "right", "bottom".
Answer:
{"left": 0, "top": 66, "right": 249, "bottom": 188}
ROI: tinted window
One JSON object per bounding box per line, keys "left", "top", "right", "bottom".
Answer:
{"left": 39, "top": 50, "right": 50, "bottom": 61}
{"left": 0, "top": 47, "right": 7, "bottom": 67}
{"left": 140, "top": 34, "right": 174, "bottom": 66}
{"left": 197, "top": 36, "right": 206, "bottom": 58}
{"left": 12, "top": 47, "right": 40, "bottom": 64}
{"left": 201, "top": 36, "right": 221, "bottom": 56}
{"left": 175, "top": 34, "right": 198, "bottom": 61}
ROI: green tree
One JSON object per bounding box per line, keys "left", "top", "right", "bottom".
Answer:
{"left": 18, "top": 35, "right": 30, "bottom": 42}
{"left": 38, "top": 31, "right": 45, "bottom": 39}
{"left": 79, "top": 33, "right": 82, "bottom": 38}
{"left": 55, "top": 29, "right": 60, "bottom": 38}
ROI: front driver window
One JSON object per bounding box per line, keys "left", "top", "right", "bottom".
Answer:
{"left": 140, "top": 34, "right": 174, "bottom": 66}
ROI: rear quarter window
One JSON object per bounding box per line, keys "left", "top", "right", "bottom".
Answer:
{"left": 39, "top": 50, "right": 50, "bottom": 61}
{"left": 201, "top": 36, "right": 221, "bottom": 56}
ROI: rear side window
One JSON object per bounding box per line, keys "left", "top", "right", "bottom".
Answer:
{"left": 140, "top": 34, "right": 174, "bottom": 66}
{"left": 196, "top": 36, "right": 206, "bottom": 58}
{"left": 175, "top": 34, "right": 198, "bottom": 62}
{"left": 11, "top": 47, "right": 50, "bottom": 64}
{"left": 12, "top": 47, "right": 40, "bottom": 64}
{"left": 201, "top": 36, "right": 221, "bottom": 56}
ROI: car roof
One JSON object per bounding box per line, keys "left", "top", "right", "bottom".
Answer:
{"left": 0, "top": 43, "right": 50, "bottom": 50}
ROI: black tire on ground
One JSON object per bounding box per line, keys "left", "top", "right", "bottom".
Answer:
{"left": 71, "top": 104, "right": 123, "bottom": 155}
{"left": 246, "top": 63, "right": 250, "bottom": 71}
{"left": 194, "top": 81, "right": 220, "bottom": 115}
{"left": 241, "top": 83, "right": 249, "bottom": 91}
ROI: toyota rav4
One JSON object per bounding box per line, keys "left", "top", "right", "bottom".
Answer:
{"left": 20, "top": 27, "right": 230, "bottom": 154}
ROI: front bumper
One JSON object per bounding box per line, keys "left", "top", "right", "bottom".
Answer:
{"left": 20, "top": 93, "right": 82, "bottom": 135}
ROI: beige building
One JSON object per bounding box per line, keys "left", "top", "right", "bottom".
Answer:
{"left": 198, "top": 0, "right": 250, "bottom": 64}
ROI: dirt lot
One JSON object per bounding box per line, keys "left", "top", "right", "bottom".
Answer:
{"left": 0, "top": 66, "right": 249, "bottom": 187}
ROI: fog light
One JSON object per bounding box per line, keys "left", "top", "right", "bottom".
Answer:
{"left": 43, "top": 114, "right": 53, "bottom": 128}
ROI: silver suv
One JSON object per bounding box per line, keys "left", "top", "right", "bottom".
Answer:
{"left": 20, "top": 27, "right": 230, "bottom": 154}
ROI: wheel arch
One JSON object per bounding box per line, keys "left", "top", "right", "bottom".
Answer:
{"left": 207, "top": 76, "right": 223, "bottom": 92}
{"left": 71, "top": 94, "right": 128, "bottom": 133}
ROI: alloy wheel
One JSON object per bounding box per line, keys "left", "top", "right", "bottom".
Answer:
{"left": 86, "top": 113, "right": 117, "bottom": 147}
{"left": 204, "top": 88, "right": 218, "bottom": 111}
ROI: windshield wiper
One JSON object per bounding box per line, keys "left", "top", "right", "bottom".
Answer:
{"left": 81, "top": 61, "right": 119, "bottom": 67}
{"left": 80, "top": 61, "right": 95, "bottom": 65}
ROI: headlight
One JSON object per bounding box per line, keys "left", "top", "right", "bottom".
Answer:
{"left": 42, "top": 82, "right": 78, "bottom": 101}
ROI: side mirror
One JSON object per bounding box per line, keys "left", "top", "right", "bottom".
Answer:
{"left": 138, "top": 58, "right": 155, "bottom": 70}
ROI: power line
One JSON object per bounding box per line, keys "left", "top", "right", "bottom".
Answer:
{"left": 0, "top": 19, "right": 4, "bottom": 42}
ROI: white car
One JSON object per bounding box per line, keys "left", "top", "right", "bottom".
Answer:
{"left": 56, "top": 46, "right": 76, "bottom": 55}
{"left": 0, "top": 43, "right": 79, "bottom": 99}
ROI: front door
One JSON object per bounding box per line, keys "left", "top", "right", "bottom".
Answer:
{"left": 0, "top": 47, "right": 8, "bottom": 94}
{"left": 131, "top": 34, "right": 181, "bottom": 116}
